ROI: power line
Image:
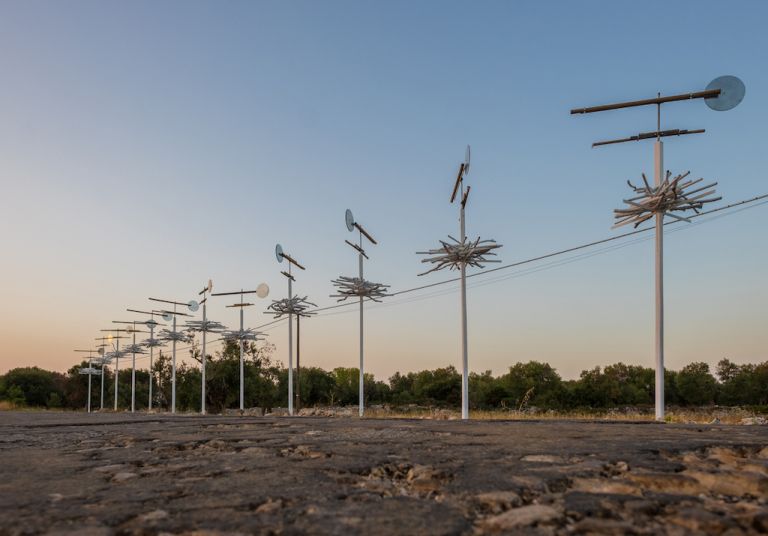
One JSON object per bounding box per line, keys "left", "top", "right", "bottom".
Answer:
{"left": 82, "top": 192, "right": 767, "bottom": 366}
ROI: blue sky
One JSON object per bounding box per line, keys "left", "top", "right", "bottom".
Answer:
{"left": 1, "top": 1, "right": 766, "bottom": 379}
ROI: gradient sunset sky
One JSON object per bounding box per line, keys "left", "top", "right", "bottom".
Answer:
{"left": 1, "top": 1, "right": 766, "bottom": 381}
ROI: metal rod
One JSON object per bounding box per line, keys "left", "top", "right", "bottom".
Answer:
{"left": 592, "top": 129, "right": 705, "bottom": 147}
{"left": 172, "top": 311, "right": 177, "bottom": 414}
{"left": 296, "top": 314, "right": 301, "bottom": 412}
{"left": 570, "top": 89, "right": 720, "bottom": 114}
{"left": 131, "top": 325, "right": 136, "bottom": 413}
{"left": 288, "top": 264, "right": 294, "bottom": 416}
{"left": 654, "top": 140, "right": 665, "bottom": 421}
{"left": 239, "top": 302, "right": 244, "bottom": 411}
{"left": 87, "top": 355, "right": 92, "bottom": 413}
{"left": 354, "top": 223, "right": 378, "bottom": 245}
{"left": 359, "top": 230, "right": 365, "bottom": 418}
{"left": 114, "top": 338, "right": 120, "bottom": 411}
{"left": 460, "top": 186, "right": 469, "bottom": 420}
{"left": 202, "top": 300, "right": 207, "bottom": 415}
{"left": 148, "top": 322, "right": 154, "bottom": 412}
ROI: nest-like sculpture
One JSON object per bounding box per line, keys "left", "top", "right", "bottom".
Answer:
{"left": 222, "top": 328, "right": 264, "bottom": 343}
{"left": 185, "top": 319, "right": 227, "bottom": 333}
{"left": 613, "top": 171, "right": 720, "bottom": 229}
{"left": 158, "top": 328, "right": 193, "bottom": 344}
{"left": 123, "top": 343, "right": 146, "bottom": 354}
{"left": 330, "top": 276, "right": 390, "bottom": 302}
{"left": 417, "top": 235, "right": 502, "bottom": 276}
{"left": 105, "top": 350, "right": 127, "bottom": 360}
{"left": 266, "top": 296, "right": 317, "bottom": 319}
{"left": 142, "top": 337, "right": 165, "bottom": 349}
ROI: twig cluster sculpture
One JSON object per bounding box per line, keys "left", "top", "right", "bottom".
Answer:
{"left": 142, "top": 337, "right": 165, "bottom": 349}
{"left": 330, "top": 276, "right": 389, "bottom": 302}
{"left": 417, "top": 235, "right": 502, "bottom": 275}
{"left": 613, "top": 171, "right": 720, "bottom": 229}
{"left": 222, "top": 328, "right": 264, "bottom": 342}
{"left": 122, "top": 343, "right": 146, "bottom": 355}
{"left": 158, "top": 328, "right": 193, "bottom": 344}
{"left": 185, "top": 319, "right": 227, "bottom": 333}
{"left": 266, "top": 296, "right": 317, "bottom": 318}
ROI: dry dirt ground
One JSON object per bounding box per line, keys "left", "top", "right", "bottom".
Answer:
{"left": 1, "top": 412, "right": 767, "bottom": 535}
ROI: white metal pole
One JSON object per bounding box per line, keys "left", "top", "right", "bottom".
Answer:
{"left": 148, "top": 322, "right": 154, "bottom": 412}
{"left": 288, "top": 268, "right": 294, "bottom": 416}
{"left": 359, "top": 232, "right": 365, "bottom": 418}
{"left": 87, "top": 357, "right": 92, "bottom": 413}
{"left": 172, "top": 314, "right": 177, "bottom": 414}
{"left": 100, "top": 361, "right": 105, "bottom": 410}
{"left": 131, "top": 326, "right": 136, "bottom": 413}
{"left": 239, "top": 304, "right": 244, "bottom": 411}
{"left": 654, "top": 140, "right": 665, "bottom": 421}
{"left": 114, "top": 338, "right": 120, "bottom": 411}
{"left": 460, "top": 189, "right": 469, "bottom": 420}
{"left": 201, "top": 301, "right": 207, "bottom": 415}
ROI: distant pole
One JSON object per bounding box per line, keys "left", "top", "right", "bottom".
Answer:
{"left": 87, "top": 356, "right": 92, "bottom": 413}
{"left": 113, "top": 338, "right": 120, "bottom": 411}
{"left": 288, "top": 264, "right": 294, "bottom": 416}
{"left": 459, "top": 192, "right": 469, "bottom": 420}
{"left": 100, "top": 360, "right": 105, "bottom": 410}
{"left": 202, "top": 300, "right": 207, "bottom": 415}
{"left": 130, "top": 325, "right": 136, "bottom": 413}
{"left": 296, "top": 314, "right": 301, "bottom": 412}
{"left": 171, "top": 311, "right": 177, "bottom": 414}
{"left": 148, "top": 322, "right": 154, "bottom": 411}
{"left": 239, "top": 298, "right": 245, "bottom": 411}
{"left": 358, "top": 232, "right": 364, "bottom": 418}
{"left": 654, "top": 138, "right": 665, "bottom": 421}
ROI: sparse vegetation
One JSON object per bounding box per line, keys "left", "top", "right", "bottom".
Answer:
{"left": 1, "top": 352, "right": 767, "bottom": 418}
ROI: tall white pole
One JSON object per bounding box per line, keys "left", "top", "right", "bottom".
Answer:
{"left": 148, "top": 323, "right": 154, "bottom": 412}
{"left": 288, "top": 268, "right": 294, "bottom": 416}
{"left": 87, "top": 357, "right": 92, "bottom": 413}
{"left": 654, "top": 140, "right": 665, "bottom": 421}
{"left": 460, "top": 192, "right": 469, "bottom": 420}
{"left": 100, "top": 361, "right": 105, "bottom": 410}
{"left": 131, "top": 326, "right": 136, "bottom": 413}
{"left": 114, "top": 339, "right": 120, "bottom": 411}
{"left": 171, "top": 314, "right": 177, "bottom": 414}
{"left": 201, "top": 301, "right": 207, "bottom": 415}
{"left": 358, "top": 232, "right": 365, "bottom": 418}
{"left": 239, "top": 303, "right": 244, "bottom": 411}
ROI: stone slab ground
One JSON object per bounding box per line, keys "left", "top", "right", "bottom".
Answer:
{"left": 0, "top": 412, "right": 767, "bottom": 535}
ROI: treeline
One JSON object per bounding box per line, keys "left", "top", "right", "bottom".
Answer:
{"left": 1, "top": 341, "right": 767, "bottom": 411}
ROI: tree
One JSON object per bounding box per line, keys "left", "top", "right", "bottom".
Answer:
{"left": 499, "top": 361, "right": 565, "bottom": 409}
{"left": 1, "top": 367, "right": 65, "bottom": 408}
{"left": 676, "top": 362, "right": 717, "bottom": 406}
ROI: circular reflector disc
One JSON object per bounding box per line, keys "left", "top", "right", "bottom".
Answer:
{"left": 705, "top": 75, "right": 745, "bottom": 111}
{"left": 345, "top": 209, "right": 355, "bottom": 232}
{"left": 275, "top": 244, "right": 284, "bottom": 263}
{"left": 256, "top": 282, "right": 270, "bottom": 298}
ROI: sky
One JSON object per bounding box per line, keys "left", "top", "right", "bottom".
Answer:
{"left": 1, "top": 0, "right": 766, "bottom": 381}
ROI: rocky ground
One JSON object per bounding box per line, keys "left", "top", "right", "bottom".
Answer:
{"left": 1, "top": 412, "right": 767, "bottom": 535}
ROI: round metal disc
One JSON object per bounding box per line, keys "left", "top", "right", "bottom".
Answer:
{"left": 345, "top": 209, "right": 355, "bottom": 232}
{"left": 275, "top": 244, "right": 284, "bottom": 263}
{"left": 256, "top": 282, "right": 270, "bottom": 299}
{"left": 146, "top": 319, "right": 158, "bottom": 328}
{"left": 98, "top": 347, "right": 105, "bottom": 355}
{"left": 188, "top": 300, "right": 199, "bottom": 312}
{"left": 208, "top": 279, "right": 213, "bottom": 292}
{"left": 464, "top": 145, "right": 471, "bottom": 175}
{"left": 162, "top": 313, "right": 173, "bottom": 322}
{"left": 705, "top": 75, "right": 745, "bottom": 111}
